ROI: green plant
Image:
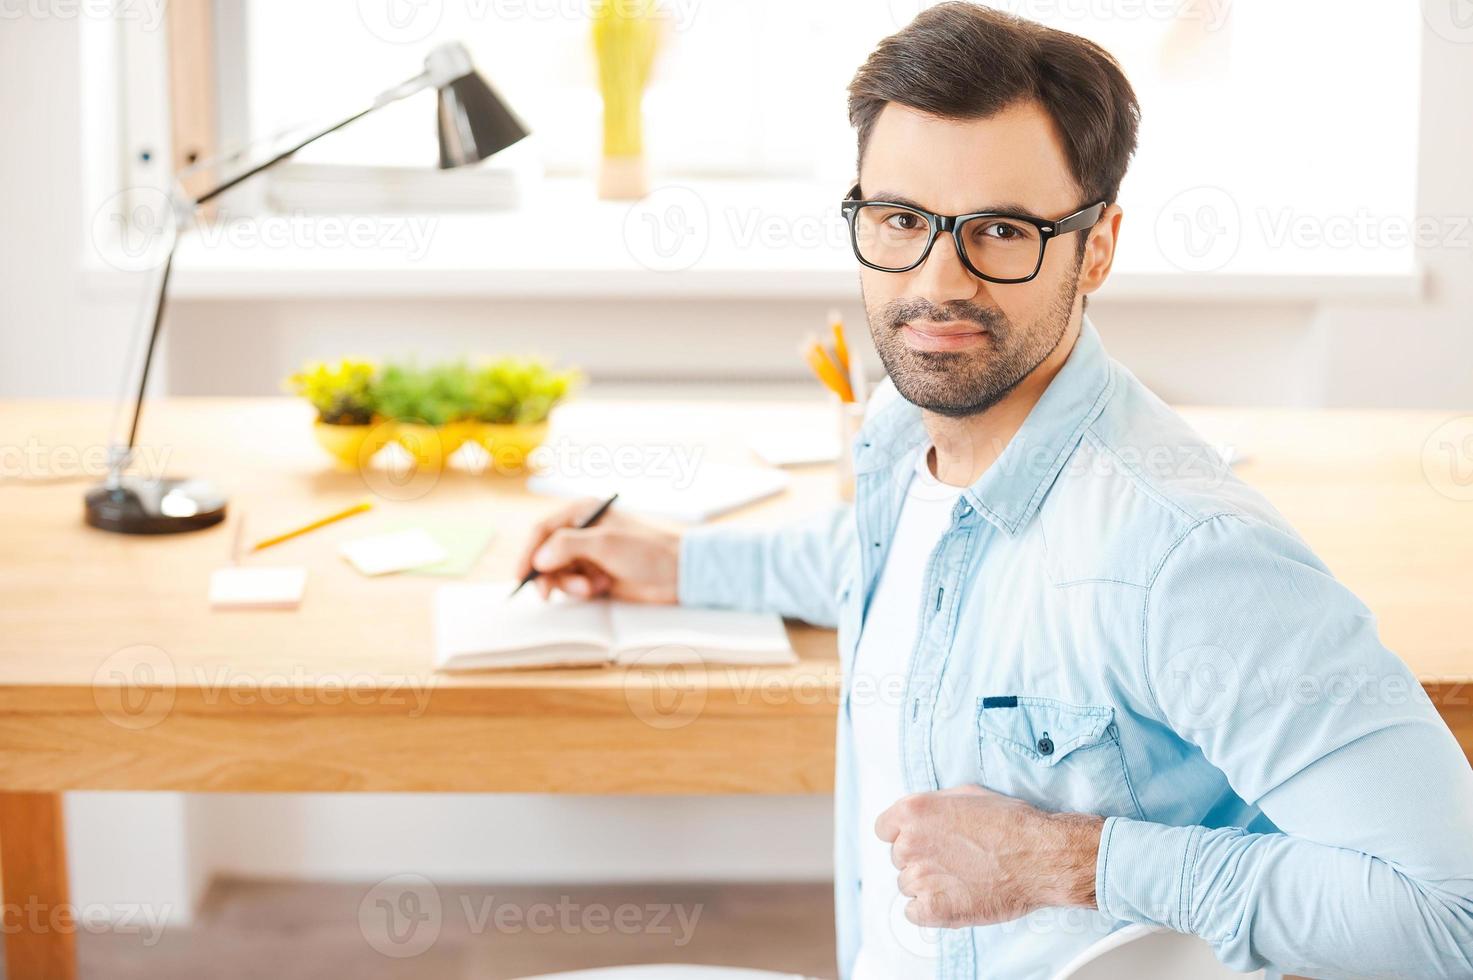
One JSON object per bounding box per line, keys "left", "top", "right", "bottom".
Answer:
{"left": 285, "top": 356, "right": 578, "bottom": 428}
{"left": 283, "top": 359, "right": 377, "bottom": 425}
{"left": 374, "top": 361, "right": 475, "bottom": 427}
{"left": 467, "top": 357, "right": 580, "bottom": 424}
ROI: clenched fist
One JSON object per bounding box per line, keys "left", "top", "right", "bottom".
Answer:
{"left": 875, "top": 784, "right": 1103, "bottom": 928}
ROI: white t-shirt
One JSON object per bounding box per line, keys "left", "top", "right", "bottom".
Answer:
{"left": 851, "top": 449, "right": 964, "bottom": 980}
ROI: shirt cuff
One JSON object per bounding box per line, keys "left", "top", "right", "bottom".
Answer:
{"left": 677, "top": 525, "right": 765, "bottom": 611}
{"left": 1095, "top": 816, "right": 1204, "bottom": 933}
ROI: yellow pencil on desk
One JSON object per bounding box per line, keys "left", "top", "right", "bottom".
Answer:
{"left": 251, "top": 500, "right": 372, "bottom": 553}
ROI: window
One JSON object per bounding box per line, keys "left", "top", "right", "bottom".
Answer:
{"left": 116, "top": 1, "right": 1406, "bottom": 281}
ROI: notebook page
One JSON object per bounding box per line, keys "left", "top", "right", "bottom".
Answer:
{"left": 607, "top": 603, "right": 796, "bottom": 666}
{"left": 433, "top": 584, "right": 614, "bottom": 670}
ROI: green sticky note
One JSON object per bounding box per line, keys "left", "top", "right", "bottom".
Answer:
{"left": 380, "top": 517, "right": 496, "bottom": 577}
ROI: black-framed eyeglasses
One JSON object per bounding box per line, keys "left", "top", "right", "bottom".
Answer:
{"left": 840, "top": 184, "right": 1106, "bottom": 285}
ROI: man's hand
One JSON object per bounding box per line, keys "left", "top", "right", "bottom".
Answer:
{"left": 875, "top": 784, "right": 1103, "bottom": 928}
{"left": 515, "top": 497, "right": 681, "bottom": 603}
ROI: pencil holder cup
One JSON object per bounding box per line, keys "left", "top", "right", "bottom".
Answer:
{"left": 837, "top": 399, "right": 866, "bottom": 502}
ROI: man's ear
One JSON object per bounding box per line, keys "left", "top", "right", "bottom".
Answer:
{"left": 1078, "top": 204, "right": 1123, "bottom": 297}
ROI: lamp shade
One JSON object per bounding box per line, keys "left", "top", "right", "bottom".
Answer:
{"left": 436, "top": 70, "right": 529, "bottom": 169}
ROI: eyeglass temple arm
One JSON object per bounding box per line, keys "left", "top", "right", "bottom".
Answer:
{"left": 1050, "top": 202, "right": 1108, "bottom": 235}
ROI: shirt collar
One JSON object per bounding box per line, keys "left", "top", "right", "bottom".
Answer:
{"left": 853, "top": 317, "right": 1115, "bottom": 537}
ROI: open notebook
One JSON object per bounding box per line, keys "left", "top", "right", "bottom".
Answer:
{"left": 433, "top": 583, "right": 797, "bottom": 671}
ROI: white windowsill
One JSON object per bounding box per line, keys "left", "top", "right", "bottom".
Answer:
{"left": 81, "top": 179, "right": 1425, "bottom": 303}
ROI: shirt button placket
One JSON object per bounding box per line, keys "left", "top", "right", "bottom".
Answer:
{"left": 938, "top": 506, "right": 977, "bottom": 979}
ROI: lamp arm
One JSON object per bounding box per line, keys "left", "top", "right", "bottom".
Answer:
{"left": 370, "top": 70, "right": 435, "bottom": 110}
{"left": 192, "top": 70, "right": 433, "bottom": 207}
{"left": 170, "top": 69, "right": 431, "bottom": 208}
{"left": 105, "top": 67, "right": 437, "bottom": 482}
{"left": 105, "top": 234, "right": 177, "bottom": 487}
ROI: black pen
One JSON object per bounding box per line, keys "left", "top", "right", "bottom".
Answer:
{"left": 510, "top": 493, "right": 620, "bottom": 597}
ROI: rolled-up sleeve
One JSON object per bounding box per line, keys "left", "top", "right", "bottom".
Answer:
{"left": 678, "top": 504, "right": 854, "bottom": 628}
{"left": 1098, "top": 513, "right": 1473, "bottom": 977}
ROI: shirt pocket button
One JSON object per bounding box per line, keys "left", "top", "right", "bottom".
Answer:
{"left": 976, "top": 697, "right": 1143, "bottom": 821}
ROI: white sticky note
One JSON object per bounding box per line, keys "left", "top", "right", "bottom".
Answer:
{"left": 209, "top": 567, "right": 308, "bottom": 610}
{"left": 339, "top": 528, "right": 448, "bottom": 576}
{"left": 527, "top": 463, "right": 790, "bottom": 524}
{"left": 749, "top": 429, "right": 841, "bottom": 467}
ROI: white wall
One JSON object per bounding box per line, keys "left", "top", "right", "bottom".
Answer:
{"left": 0, "top": 10, "right": 140, "bottom": 399}
{"left": 160, "top": 295, "right": 1337, "bottom": 408}
{"left": 4, "top": 9, "right": 1470, "bottom": 929}
{"left": 186, "top": 794, "right": 835, "bottom": 884}
{"left": 1320, "top": 21, "right": 1473, "bottom": 409}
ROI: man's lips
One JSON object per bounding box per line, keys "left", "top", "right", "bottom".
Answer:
{"left": 901, "top": 320, "right": 989, "bottom": 353}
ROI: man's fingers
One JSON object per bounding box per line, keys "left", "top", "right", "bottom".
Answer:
{"left": 584, "top": 567, "right": 614, "bottom": 595}
{"left": 904, "top": 876, "right": 970, "bottom": 928}
{"left": 538, "top": 564, "right": 616, "bottom": 601}
{"left": 875, "top": 799, "right": 905, "bottom": 844}
{"left": 876, "top": 791, "right": 930, "bottom": 844}
{"left": 889, "top": 833, "right": 916, "bottom": 870}
{"left": 906, "top": 894, "right": 945, "bottom": 928}
{"left": 515, "top": 497, "right": 605, "bottom": 577}
{"left": 537, "top": 571, "right": 578, "bottom": 600}
{"left": 561, "top": 573, "right": 592, "bottom": 597}
{"left": 531, "top": 527, "right": 615, "bottom": 574}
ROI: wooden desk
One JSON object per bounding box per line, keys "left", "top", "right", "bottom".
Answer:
{"left": 1, "top": 398, "right": 1471, "bottom": 979}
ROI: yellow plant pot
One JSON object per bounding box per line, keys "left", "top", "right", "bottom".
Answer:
{"left": 312, "top": 420, "right": 393, "bottom": 470}
{"left": 393, "top": 421, "right": 471, "bottom": 472}
{"left": 473, "top": 420, "right": 550, "bottom": 474}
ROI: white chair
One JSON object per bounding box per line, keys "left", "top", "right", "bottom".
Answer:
{"left": 518, "top": 927, "right": 1265, "bottom": 980}
{"left": 519, "top": 969, "right": 805, "bottom": 980}
{"left": 1051, "top": 923, "right": 1265, "bottom": 980}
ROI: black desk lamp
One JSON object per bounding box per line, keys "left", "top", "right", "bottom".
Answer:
{"left": 86, "top": 42, "right": 528, "bottom": 534}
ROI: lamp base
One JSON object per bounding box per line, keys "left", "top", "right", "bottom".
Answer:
{"left": 84, "top": 476, "right": 228, "bottom": 534}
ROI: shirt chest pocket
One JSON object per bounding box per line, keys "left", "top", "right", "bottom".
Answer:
{"left": 975, "top": 696, "right": 1144, "bottom": 821}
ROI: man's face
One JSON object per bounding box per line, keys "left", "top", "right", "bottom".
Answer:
{"left": 858, "top": 101, "right": 1090, "bottom": 418}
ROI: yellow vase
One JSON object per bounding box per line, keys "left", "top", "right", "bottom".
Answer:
{"left": 593, "top": 0, "right": 659, "bottom": 201}
{"left": 393, "top": 421, "right": 471, "bottom": 471}
{"left": 474, "top": 420, "right": 550, "bottom": 474}
{"left": 312, "top": 420, "right": 393, "bottom": 470}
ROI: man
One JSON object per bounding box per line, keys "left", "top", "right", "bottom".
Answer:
{"left": 519, "top": 4, "right": 1473, "bottom": 977}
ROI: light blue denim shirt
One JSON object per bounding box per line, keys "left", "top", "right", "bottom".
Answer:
{"left": 679, "top": 320, "right": 1473, "bottom": 979}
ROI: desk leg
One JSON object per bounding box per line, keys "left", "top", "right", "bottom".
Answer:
{"left": 0, "top": 792, "right": 77, "bottom": 980}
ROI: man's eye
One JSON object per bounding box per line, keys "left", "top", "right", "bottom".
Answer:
{"left": 977, "top": 221, "right": 1028, "bottom": 241}
{"left": 884, "top": 211, "right": 924, "bottom": 231}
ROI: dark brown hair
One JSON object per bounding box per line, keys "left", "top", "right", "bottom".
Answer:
{"left": 847, "top": 2, "right": 1141, "bottom": 208}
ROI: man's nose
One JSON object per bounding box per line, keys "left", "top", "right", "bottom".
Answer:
{"left": 910, "top": 233, "right": 983, "bottom": 306}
